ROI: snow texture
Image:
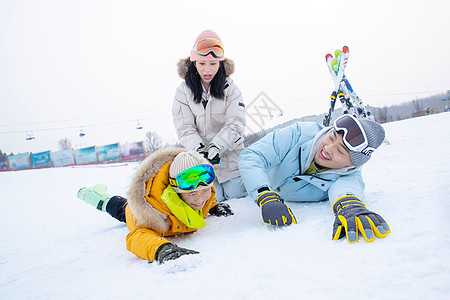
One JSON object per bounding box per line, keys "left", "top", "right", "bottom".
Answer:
{"left": 1, "top": 113, "right": 449, "bottom": 300}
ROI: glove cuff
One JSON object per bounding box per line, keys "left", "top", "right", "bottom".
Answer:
{"left": 208, "top": 143, "right": 219, "bottom": 151}
{"left": 197, "top": 143, "right": 206, "bottom": 152}
{"left": 256, "top": 190, "right": 281, "bottom": 207}
{"left": 332, "top": 195, "right": 365, "bottom": 214}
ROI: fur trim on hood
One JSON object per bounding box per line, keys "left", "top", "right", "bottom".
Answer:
{"left": 127, "top": 147, "right": 186, "bottom": 233}
{"left": 177, "top": 57, "right": 235, "bottom": 79}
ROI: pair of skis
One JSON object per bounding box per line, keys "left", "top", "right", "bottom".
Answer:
{"left": 323, "top": 46, "right": 374, "bottom": 126}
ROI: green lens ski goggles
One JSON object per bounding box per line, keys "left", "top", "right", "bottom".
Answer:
{"left": 169, "top": 164, "right": 216, "bottom": 191}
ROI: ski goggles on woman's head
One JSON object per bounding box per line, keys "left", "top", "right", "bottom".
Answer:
{"left": 169, "top": 164, "right": 216, "bottom": 191}
{"left": 333, "top": 114, "right": 375, "bottom": 156}
{"left": 193, "top": 38, "right": 224, "bottom": 58}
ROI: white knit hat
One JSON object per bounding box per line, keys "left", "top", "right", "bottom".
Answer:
{"left": 169, "top": 150, "right": 212, "bottom": 193}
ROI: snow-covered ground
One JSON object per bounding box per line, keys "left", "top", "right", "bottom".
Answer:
{"left": 1, "top": 113, "right": 449, "bottom": 300}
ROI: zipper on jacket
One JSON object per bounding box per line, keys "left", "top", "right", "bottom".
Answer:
{"left": 293, "top": 148, "right": 302, "bottom": 182}
{"left": 293, "top": 148, "right": 331, "bottom": 183}
{"left": 201, "top": 83, "right": 210, "bottom": 110}
{"left": 309, "top": 170, "right": 332, "bottom": 181}
{"left": 202, "top": 98, "right": 208, "bottom": 109}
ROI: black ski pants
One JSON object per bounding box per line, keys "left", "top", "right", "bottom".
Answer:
{"left": 105, "top": 196, "right": 128, "bottom": 223}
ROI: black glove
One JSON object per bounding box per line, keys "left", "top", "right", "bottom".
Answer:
{"left": 332, "top": 195, "right": 391, "bottom": 243}
{"left": 207, "top": 144, "right": 220, "bottom": 165}
{"left": 256, "top": 191, "right": 297, "bottom": 226}
{"left": 209, "top": 202, "right": 234, "bottom": 216}
{"left": 155, "top": 243, "right": 199, "bottom": 264}
{"left": 197, "top": 142, "right": 207, "bottom": 153}
{"left": 197, "top": 143, "right": 209, "bottom": 159}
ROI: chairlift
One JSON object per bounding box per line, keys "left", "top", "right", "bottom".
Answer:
{"left": 79, "top": 128, "right": 86, "bottom": 137}
{"left": 26, "top": 131, "right": 35, "bottom": 141}
{"left": 135, "top": 120, "right": 143, "bottom": 130}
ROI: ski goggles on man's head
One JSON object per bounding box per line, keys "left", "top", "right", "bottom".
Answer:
{"left": 333, "top": 114, "right": 375, "bottom": 156}
{"left": 169, "top": 164, "right": 216, "bottom": 191}
{"left": 193, "top": 38, "right": 224, "bottom": 58}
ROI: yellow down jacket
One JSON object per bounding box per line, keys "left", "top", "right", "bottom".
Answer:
{"left": 125, "top": 147, "right": 218, "bottom": 262}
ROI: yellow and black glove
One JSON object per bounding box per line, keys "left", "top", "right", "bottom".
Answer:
{"left": 332, "top": 195, "right": 391, "bottom": 243}
{"left": 256, "top": 191, "right": 297, "bottom": 226}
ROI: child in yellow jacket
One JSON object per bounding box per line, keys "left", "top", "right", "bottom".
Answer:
{"left": 77, "top": 147, "right": 233, "bottom": 263}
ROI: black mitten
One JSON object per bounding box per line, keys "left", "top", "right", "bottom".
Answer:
{"left": 209, "top": 203, "right": 234, "bottom": 216}
{"left": 155, "top": 243, "right": 199, "bottom": 264}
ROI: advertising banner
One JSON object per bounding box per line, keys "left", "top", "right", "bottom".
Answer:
{"left": 0, "top": 155, "right": 9, "bottom": 171}
{"left": 53, "top": 149, "right": 75, "bottom": 167}
{"left": 8, "top": 153, "right": 31, "bottom": 171}
{"left": 97, "top": 143, "right": 121, "bottom": 163}
{"left": 74, "top": 146, "right": 98, "bottom": 165}
{"left": 30, "top": 151, "right": 53, "bottom": 169}
{"left": 122, "top": 141, "right": 146, "bottom": 160}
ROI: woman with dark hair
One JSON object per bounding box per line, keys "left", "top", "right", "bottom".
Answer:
{"left": 172, "top": 30, "right": 247, "bottom": 202}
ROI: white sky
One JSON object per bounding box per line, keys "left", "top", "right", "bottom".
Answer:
{"left": 1, "top": 0, "right": 449, "bottom": 154}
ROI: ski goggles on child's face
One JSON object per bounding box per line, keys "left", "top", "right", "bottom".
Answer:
{"left": 193, "top": 38, "right": 224, "bottom": 58}
{"left": 169, "top": 164, "right": 216, "bottom": 191}
{"left": 333, "top": 114, "right": 375, "bottom": 155}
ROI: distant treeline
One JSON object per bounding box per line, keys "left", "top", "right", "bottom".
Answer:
{"left": 243, "top": 92, "right": 450, "bottom": 147}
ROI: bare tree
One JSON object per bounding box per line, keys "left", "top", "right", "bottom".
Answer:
{"left": 145, "top": 131, "right": 165, "bottom": 154}
{"left": 412, "top": 100, "right": 422, "bottom": 113}
{"left": 58, "top": 138, "right": 72, "bottom": 150}
{"left": 375, "top": 106, "right": 389, "bottom": 123}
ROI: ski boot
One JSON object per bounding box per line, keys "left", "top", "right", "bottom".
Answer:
{"left": 77, "top": 184, "right": 112, "bottom": 212}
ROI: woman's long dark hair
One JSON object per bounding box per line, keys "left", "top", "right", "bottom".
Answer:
{"left": 185, "top": 61, "right": 226, "bottom": 104}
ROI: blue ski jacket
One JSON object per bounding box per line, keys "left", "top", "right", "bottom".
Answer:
{"left": 238, "top": 122, "right": 365, "bottom": 204}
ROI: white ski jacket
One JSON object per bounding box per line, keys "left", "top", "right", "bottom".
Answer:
{"left": 172, "top": 58, "right": 246, "bottom": 183}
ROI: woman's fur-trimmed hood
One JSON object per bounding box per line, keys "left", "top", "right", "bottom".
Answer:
{"left": 127, "top": 147, "right": 186, "bottom": 233}
{"left": 177, "top": 57, "right": 235, "bottom": 79}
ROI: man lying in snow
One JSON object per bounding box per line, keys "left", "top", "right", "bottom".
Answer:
{"left": 238, "top": 114, "right": 391, "bottom": 243}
